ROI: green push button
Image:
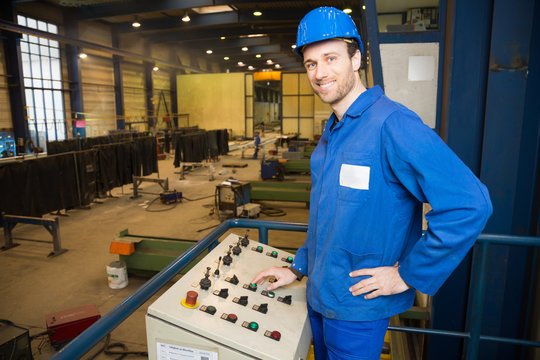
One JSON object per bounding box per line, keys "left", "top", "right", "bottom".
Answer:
{"left": 287, "top": 256, "right": 293, "bottom": 262}
{"left": 249, "top": 322, "right": 259, "bottom": 330}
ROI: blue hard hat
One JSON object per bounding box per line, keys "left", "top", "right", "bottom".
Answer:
{"left": 296, "top": 7, "right": 363, "bottom": 57}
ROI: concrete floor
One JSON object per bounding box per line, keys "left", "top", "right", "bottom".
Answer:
{"left": 0, "top": 144, "right": 310, "bottom": 359}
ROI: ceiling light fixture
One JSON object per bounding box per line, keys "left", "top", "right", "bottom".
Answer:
{"left": 291, "top": 44, "right": 296, "bottom": 49}
{"left": 152, "top": 66, "right": 159, "bottom": 71}
{"left": 182, "top": 13, "right": 191, "bottom": 22}
{"left": 220, "top": 36, "right": 226, "bottom": 40}
{"left": 206, "top": 50, "right": 213, "bottom": 54}
{"left": 255, "top": 54, "right": 261, "bottom": 58}
{"left": 242, "top": 47, "right": 248, "bottom": 51}
{"left": 131, "top": 19, "right": 141, "bottom": 28}
{"left": 79, "top": 52, "right": 87, "bottom": 59}
{"left": 224, "top": 56, "right": 230, "bottom": 60}
{"left": 362, "top": 5, "right": 366, "bottom": 10}
{"left": 266, "top": 59, "right": 273, "bottom": 64}
{"left": 253, "top": 10, "right": 262, "bottom": 16}
{"left": 343, "top": 8, "right": 352, "bottom": 14}
{"left": 238, "top": 61, "right": 244, "bottom": 66}
{"left": 274, "top": 64, "right": 281, "bottom": 68}
{"left": 248, "top": 65, "right": 255, "bottom": 70}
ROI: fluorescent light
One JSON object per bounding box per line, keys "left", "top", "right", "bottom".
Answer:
{"left": 206, "top": 50, "right": 213, "bottom": 54}
{"left": 255, "top": 54, "right": 261, "bottom": 58}
{"left": 253, "top": 11, "right": 262, "bottom": 16}
{"left": 131, "top": 21, "right": 141, "bottom": 28}
{"left": 79, "top": 52, "right": 87, "bottom": 59}
{"left": 224, "top": 56, "right": 230, "bottom": 60}
{"left": 362, "top": 5, "right": 366, "bottom": 10}
{"left": 237, "top": 61, "right": 244, "bottom": 66}
{"left": 192, "top": 5, "right": 234, "bottom": 14}
{"left": 242, "top": 47, "right": 248, "bottom": 51}
{"left": 220, "top": 36, "right": 226, "bottom": 40}
{"left": 182, "top": 14, "right": 190, "bottom": 22}
{"left": 343, "top": 8, "right": 352, "bottom": 14}
{"left": 274, "top": 64, "right": 281, "bottom": 68}
{"left": 266, "top": 59, "right": 273, "bottom": 64}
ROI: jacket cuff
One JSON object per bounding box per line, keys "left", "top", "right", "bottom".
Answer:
{"left": 288, "top": 266, "right": 304, "bottom": 281}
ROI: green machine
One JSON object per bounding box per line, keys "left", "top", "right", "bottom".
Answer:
{"left": 109, "top": 229, "right": 207, "bottom": 276}
{"left": 110, "top": 229, "right": 299, "bottom": 275}
{"left": 250, "top": 181, "right": 311, "bottom": 206}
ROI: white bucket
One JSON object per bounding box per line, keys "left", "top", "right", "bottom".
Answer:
{"left": 106, "top": 260, "right": 128, "bottom": 289}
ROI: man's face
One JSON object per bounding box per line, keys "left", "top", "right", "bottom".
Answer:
{"left": 302, "top": 39, "right": 360, "bottom": 106}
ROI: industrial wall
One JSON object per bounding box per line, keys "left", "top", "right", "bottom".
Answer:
{"left": 282, "top": 72, "right": 332, "bottom": 139}
{"left": 0, "top": 44, "right": 12, "bottom": 130}
{"left": 177, "top": 72, "right": 245, "bottom": 137}
{"left": 2, "top": 2, "right": 220, "bottom": 140}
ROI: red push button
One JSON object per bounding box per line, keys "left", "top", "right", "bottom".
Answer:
{"left": 271, "top": 331, "right": 281, "bottom": 340}
{"left": 181, "top": 291, "right": 199, "bottom": 309}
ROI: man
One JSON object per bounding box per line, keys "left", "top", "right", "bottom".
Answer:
{"left": 252, "top": 7, "right": 492, "bottom": 360}
{"left": 253, "top": 131, "right": 261, "bottom": 159}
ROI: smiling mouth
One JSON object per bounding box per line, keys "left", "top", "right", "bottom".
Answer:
{"left": 318, "top": 80, "right": 335, "bottom": 89}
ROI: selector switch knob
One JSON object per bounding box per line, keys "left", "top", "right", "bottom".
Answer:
{"left": 214, "top": 288, "right": 229, "bottom": 299}
{"left": 278, "top": 295, "right": 292, "bottom": 305}
{"left": 253, "top": 303, "right": 268, "bottom": 314}
{"left": 233, "top": 295, "right": 248, "bottom": 306}
{"left": 232, "top": 242, "right": 242, "bottom": 255}
{"left": 225, "top": 274, "right": 239, "bottom": 285}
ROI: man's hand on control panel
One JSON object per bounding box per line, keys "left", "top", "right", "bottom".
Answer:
{"left": 252, "top": 267, "right": 297, "bottom": 291}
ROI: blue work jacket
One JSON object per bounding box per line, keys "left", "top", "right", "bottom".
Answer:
{"left": 291, "top": 86, "right": 492, "bottom": 321}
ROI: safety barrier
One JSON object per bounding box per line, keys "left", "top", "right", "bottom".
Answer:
{"left": 50, "top": 219, "right": 540, "bottom": 359}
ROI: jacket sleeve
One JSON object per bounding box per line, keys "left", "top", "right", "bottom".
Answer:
{"left": 381, "top": 111, "right": 492, "bottom": 295}
{"left": 291, "top": 238, "right": 309, "bottom": 277}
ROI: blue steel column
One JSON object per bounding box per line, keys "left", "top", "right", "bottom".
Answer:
{"left": 428, "top": 1, "right": 494, "bottom": 359}
{"left": 363, "top": 0, "right": 383, "bottom": 87}
{"left": 112, "top": 34, "right": 125, "bottom": 130}
{"left": 1, "top": 2, "right": 30, "bottom": 152}
{"left": 144, "top": 61, "right": 155, "bottom": 132}
{"left": 65, "top": 17, "right": 85, "bottom": 138}
{"left": 476, "top": 0, "right": 537, "bottom": 359}
{"left": 170, "top": 69, "right": 178, "bottom": 128}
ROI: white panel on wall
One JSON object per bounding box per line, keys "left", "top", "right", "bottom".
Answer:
{"left": 380, "top": 42, "right": 439, "bottom": 128}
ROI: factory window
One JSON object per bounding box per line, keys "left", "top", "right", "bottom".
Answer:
{"left": 17, "top": 15, "right": 67, "bottom": 150}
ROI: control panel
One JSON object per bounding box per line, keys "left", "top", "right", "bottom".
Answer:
{"left": 146, "top": 232, "right": 311, "bottom": 360}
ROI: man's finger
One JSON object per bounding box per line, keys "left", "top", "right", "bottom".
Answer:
{"left": 349, "top": 268, "right": 376, "bottom": 277}
{"left": 364, "top": 289, "right": 382, "bottom": 300}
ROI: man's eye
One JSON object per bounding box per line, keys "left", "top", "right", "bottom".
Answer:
{"left": 328, "top": 57, "right": 336, "bottom": 62}
{"left": 306, "top": 63, "right": 316, "bottom": 69}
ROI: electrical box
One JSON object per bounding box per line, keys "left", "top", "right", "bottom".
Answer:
{"left": 146, "top": 233, "right": 311, "bottom": 360}
{"left": 261, "top": 160, "right": 284, "bottom": 181}
{"left": 0, "top": 132, "right": 16, "bottom": 158}
{"left": 0, "top": 321, "right": 32, "bottom": 360}
{"left": 45, "top": 304, "right": 101, "bottom": 346}
{"left": 217, "top": 182, "right": 251, "bottom": 217}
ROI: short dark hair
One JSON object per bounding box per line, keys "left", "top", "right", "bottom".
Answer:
{"left": 346, "top": 39, "right": 361, "bottom": 58}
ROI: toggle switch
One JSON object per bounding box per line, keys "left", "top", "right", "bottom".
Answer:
{"left": 233, "top": 295, "right": 248, "bottom": 306}
{"left": 261, "top": 290, "right": 275, "bottom": 298}
{"left": 278, "top": 295, "right": 292, "bottom": 305}
{"left": 243, "top": 283, "right": 257, "bottom": 292}
{"left": 199, "top": 267, "right": 212, "bottom": 290}
{"left": 253, "top": 303, "right": 268, "bottom": 314}
{"left": 181, "top": 291, "right": 199, "bottom": 309}
{"left": 232, "top": 241, "right": 242, "bottom": 255}
{"left": 223, "top": 245, "right": 233, "bottom": 266}
{"left": 240, "top": 230, "right": 250, "bottom": 247}
{"left": 267, "top": 250, "right": 278, "bottom": 258}
{"left": 221, "top": 313, "right": 238, "bottom": 323}
{"left": 242, "top": 321, "right": 259, "bottom": 332}
{"left": 199, "top": 305, "right": 217, "bottom": 315}
{"left": 225, "top": 274, "right": 239, "bottom": 285}
{"left": 264, "top": 330, "right": 281, "bottom": 341}
{"left": 214, "top": 288, "right": 229, "bottom": 299}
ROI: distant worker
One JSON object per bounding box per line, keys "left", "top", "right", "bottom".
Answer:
{"left": 253, "top": 7, "right": 492, "bottom": 360}
{"left": 253, "top": 131, "right": 261, "bottom": 159}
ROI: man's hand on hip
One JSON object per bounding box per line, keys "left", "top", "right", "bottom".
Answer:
{"left": 349, "top": 263, "right": 411, "bottom": 299}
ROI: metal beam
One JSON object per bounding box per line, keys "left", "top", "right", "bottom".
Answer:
{"left": 112, "top": 34, "right": 125, "bottom": 130}
{"left": 77, "top": 0, "right": 214, "bottom": 20}
{"left": 0, "top": 19, "right": 206, "bottom": 73}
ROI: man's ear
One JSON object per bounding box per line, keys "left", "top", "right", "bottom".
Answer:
{"left": 351, "top": 49, "right": 361, "bottom": 72}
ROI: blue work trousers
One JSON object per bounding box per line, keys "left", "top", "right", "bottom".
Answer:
{"left": 308, "top": 304, "right": 389, "bottom": 360}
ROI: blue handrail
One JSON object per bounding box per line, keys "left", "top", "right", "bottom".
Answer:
{"left": 51, "top": 219, "right": 540, "bottom": 359}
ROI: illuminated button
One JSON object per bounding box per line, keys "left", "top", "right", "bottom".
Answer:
{"left": 221, "top": 313, "right": 238, "bottom": 323}
{"left": 286, "top": 256, "right": 293, "bottom": 263}
{"left": 270, "top": 251, "right": 278, "bottom": 258}
{"left": 271, "top": 331, "right": 281, "bottom": 340}
{"left": 250, "top": 322, "right": 258, "bottom": 330}
{"left": 244, "top": 283, "right": 257, "bottom": 291}
{"left": 261, "top": 290, "right": 275, "bottom": 298}
{"left": 206, "top": 306, "right": 216, "bottom": 314}
{"left": 256, "top": 246, "right": 263, "bottom": 253}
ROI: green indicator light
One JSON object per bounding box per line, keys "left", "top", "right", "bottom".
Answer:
{"left": 250, "top": 322, "right": 259, "bottom": 330}
{"left": 208, "top": 306, "right": 216, "bottom": 312}
{"left": 269, "top": 291, "right": 275, "bottom": 297}
{"left": 287, "top": 256, "right": 293, "bottom": 261}
{"left": 250, "top": 283, "right": 257, "bottom": 288}
{"left": 272, "top": 251, "right": 277, "bottom": 255}
{"left": 257, "top": 246, "right": 263, "bottom": 250}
